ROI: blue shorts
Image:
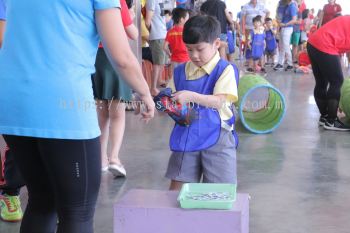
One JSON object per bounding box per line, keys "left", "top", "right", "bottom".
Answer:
{"left": 165, "top": 129, "right": 237, "bottom": 183}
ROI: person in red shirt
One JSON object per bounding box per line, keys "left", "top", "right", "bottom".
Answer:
{"left": 307, "top": 15, "right": 350, "bottom": 131}
{"left": 298, "top": 0, "right": 306, "bottom": 14}
{"left": 163, "top": 7, "right": 190, "bottom": 78}
{"left": 320, "top": 0, "right": 342, "bottom": 26}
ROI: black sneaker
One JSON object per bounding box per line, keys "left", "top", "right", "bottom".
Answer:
{"left": 273, "top": 64, "right": 283, "bottom": 71}
{"left": 285, "top": 65, "right": 294, "bottom": 71}
{"left": 318, "top": 115, "right": 328, "bottom": 126}
{"left": 260, "top": 68, "right": 267, "bottom": 73}
{"left": 323, "top": 118, "right": 350, "bottom": 131}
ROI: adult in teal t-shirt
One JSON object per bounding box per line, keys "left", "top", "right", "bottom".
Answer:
{"left": 0, "top": 0, "right": 154, "bottom": 232}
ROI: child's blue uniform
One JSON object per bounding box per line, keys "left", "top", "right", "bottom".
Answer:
{"left": 245, "top": 29, "right": 265, "bottom": 60}
{"left": 265, "top": 29, "right": 277, "bottom": 54}
{"left": 165, "top": 58, "right": 238, "bottom": 184}
{"left": 170, "top": 59, "right": 237, "bottom": 152}
{"left": 227, "top": 28, "right": 236, "bottom": 54}
{"left": 250, "top": 29, "right": 265, "bottom": 60}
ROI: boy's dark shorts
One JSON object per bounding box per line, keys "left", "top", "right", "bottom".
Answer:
{"left": 265, "top": 49, "right": 276, "bottom": 56}
{"left": 165, "top": 129, "right": 237, "bottom": 184}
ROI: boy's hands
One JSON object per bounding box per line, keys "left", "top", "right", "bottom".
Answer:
{"left": 171, "top": 90, "right": 197, "bottom": 105}
{"left": 172, "top": 91, "right": 226, "bottom": 110}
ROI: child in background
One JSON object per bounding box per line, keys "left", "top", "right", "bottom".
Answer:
{"left": 226, "top": 11, "right": 239, "bottom": 62}
{"left": 294, "top": 42, "right": 312, "bottom": 74}
{"left": 246, "top": 15, "right": 266, "bottom": 73}
{"left": 300, "top": 9, "right": 311, "bottom": 43}
{"left": 165, "top": 15, "right": 238, "bottom": 190}
{"left": 164, "top": 10, "right": 174, "bottom": 31}
{"left": 265, "top": 17, "right": 277, "bottom": 66}
{"left": 163, "top": 8, "right": 190, "bottom": 78}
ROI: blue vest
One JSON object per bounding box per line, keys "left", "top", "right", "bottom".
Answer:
{"left": 170, "top": 59, "right": 238, "bottom": 152}
{"left": 265, "top": 29, "right": 277, "bottom": 53}
{"left": 251, "top": 30, "right": 265, "bottom": 60}
{"left": 227, "top": 29, "right": 236, "bottom": 54}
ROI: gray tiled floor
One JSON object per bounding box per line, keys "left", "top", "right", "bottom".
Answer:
{"left": 1, "top": 67, "right": 350, "bottom": 233}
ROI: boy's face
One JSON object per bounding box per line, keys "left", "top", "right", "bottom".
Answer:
{"left": 180, "top": 13, "right": 190, "bottom": 25}
{"left": 186, "top": 39, "right": 220, "bottom": 67}
{"left": 253, "top": 21, "right": 261, "bottom": 28}
{"left": 266, "top": 21, "right": 273, "bottom": 28}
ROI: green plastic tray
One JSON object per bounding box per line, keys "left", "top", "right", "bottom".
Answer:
{"left": 177, "top": 183, "right": 237, "bottom": 210}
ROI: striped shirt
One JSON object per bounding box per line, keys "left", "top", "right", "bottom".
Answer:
{"left": 242, "top": 3, "right": 269, "bottom": 30}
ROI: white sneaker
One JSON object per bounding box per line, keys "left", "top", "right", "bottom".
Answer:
{"left": 101, "top": 166, "right": 109, "bottom": 172}
{"left": 108, "top": 164, "right": 126, "bottom": 177}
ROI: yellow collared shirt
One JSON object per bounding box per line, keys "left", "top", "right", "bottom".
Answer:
{"left": 167, "top": 52, "right": 238, "bottom": 129}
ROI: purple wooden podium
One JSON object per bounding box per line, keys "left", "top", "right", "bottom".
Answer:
{"left": 114, "top": 189, "right": 249, "bottom": 233}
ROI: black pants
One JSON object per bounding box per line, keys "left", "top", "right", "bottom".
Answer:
{"left": 307, "top": 43, "right": 344, "bottom": 119}
{"left": 0, "top": 147, "right": 25, "bottom": 196}
{"left": 3, "top": 135, "right": 101, "bottom": 233}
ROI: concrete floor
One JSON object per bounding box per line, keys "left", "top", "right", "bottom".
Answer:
{"left": 1, "top": 67, "right": 350, "bottom": 233}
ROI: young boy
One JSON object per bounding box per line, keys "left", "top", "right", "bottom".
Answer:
{"left": 165, "top": 15, "right": 238, "bottom": 190}
{"left": 246, "top": 15, "right": 266, "bottom": 73}
{"left": 264, "top": 17, "right": 277, "bottom": 66}
{"left": 163, "top": 7, "right": 190, "bottom": 78}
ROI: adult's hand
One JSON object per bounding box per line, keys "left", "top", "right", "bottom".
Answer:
{"left": 136, "top": 93, "right": 155, "bottom": 123}
{"left": 96, "top": 8, "right": 155, "bottom": 122}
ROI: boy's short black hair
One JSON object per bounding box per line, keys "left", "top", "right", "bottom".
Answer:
{"left": 265, "top": 17, "right": 273, "bottom": 22}
{"left": 164, "top": 10, "right": 172, "bottom": 15}
{"left": 172, "top": 7, "right": 188, "bottom": 24}
{"left": 252, "top": 15, "right": 262, "bottom": 23}
{"left": 183, "top": 15, "right": 221, "bottom": 44}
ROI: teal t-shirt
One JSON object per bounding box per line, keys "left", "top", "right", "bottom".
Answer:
{"left": 0, "top": 0, "right": 120, "bottom": 139}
